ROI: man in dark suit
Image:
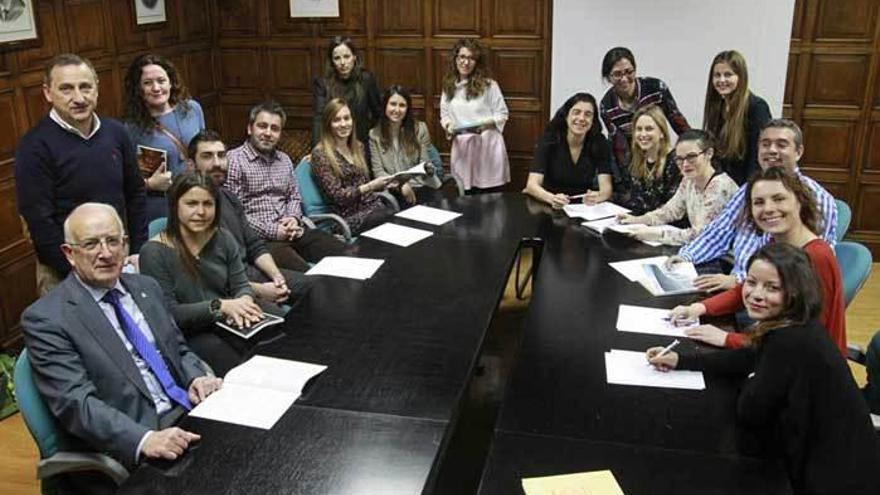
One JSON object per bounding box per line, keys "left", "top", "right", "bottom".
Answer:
{"left": 22, "top": 202, "right": 221, "bottom": 491}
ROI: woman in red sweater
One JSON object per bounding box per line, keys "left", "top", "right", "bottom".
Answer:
{"left": 669, "top": 166, "right": 846, "bottom": 355}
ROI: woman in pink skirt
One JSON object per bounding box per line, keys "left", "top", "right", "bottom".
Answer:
{"left": 440, "top": 39, "right": 510, "bottom": 193}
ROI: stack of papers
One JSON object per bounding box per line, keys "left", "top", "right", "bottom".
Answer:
{"left": 581, "top": 218, "right": 662, "bottom": 247}
{"left": 395, "top": 205, "right": 462, "bottom": 226}
{"left": 608, "top": 256, "right": 699, "bottom": 296}
{"left": 523, "top": 470, "right": 625, "bottom": 495}
{"left": 306, "top": 257, "right": 384, "bottom": 280}
{"left": 604, "top": 349, "right": 705, "bottom": 390}
{"left": 563, "top": 201, "right": 630, "bottom": 221}
{"left": 616, "top": 304, "right": 698, "bottom": 337}
{"left": 189, "top": 356, "right": 327, "bottom": 429}
{"left": 360, "top": 222, "right": 433, "bottom": 247}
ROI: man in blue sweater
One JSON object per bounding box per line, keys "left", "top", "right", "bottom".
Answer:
{"left": 15, "top": 53, "right": 146, "bottom": 295}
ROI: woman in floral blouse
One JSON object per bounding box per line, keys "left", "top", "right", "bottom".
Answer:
{"left": 617, "top": 129, "right": 737, "bottom": 245}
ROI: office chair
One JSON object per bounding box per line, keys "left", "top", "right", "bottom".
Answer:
{"left": 14, "top": 349, "right": 130, "bottom": 486}
{"left": 835, "top": 241, "right": 872, "bottom": 307}
{"left": 427, "top": 144, "right": 465, "bottom": 197}
{"left": 835, "top": 199, "right": 851, "bottom": 242}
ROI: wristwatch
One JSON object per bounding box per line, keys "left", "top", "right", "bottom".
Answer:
{"left": 209, "top": 299, "right": 223, "bottom": 321}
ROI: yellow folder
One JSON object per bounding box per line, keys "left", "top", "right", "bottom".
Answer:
{"left": 522, "top": 470, "right": 625, "bottom": 495}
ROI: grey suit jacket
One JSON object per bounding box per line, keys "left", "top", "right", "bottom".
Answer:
{"left": 21, "top": 272, "right": 207, "bottom": 466}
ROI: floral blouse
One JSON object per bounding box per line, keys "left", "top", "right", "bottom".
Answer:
{"left": 311, "top": 145, "right": 384, "bottom": 234}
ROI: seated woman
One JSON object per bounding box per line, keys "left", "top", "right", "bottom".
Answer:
{"left": 369, "top": 85, "right": 442, "bottom": 205}
{"left": 669, "top": 166, "right": 846, "bottom": 355}
{"left": 648, "top": 243, "right": 879, "bottom": 494}
{"left": 140, "top": 171, "right": 265, "bottom": 376}
{"left": 312, "top": 97, "right": 396, "bottom": 235}
{"left": 617, "top": 129, "right": 738, "bottom": 245}
{"left": 522, "top": 92, "right": 612, "bottom": 208}
{"left": 703, "top": 50, "right": 772, "bottom": 185}
{"left": 615, "top": 105, "right": 681, "bottom": 214}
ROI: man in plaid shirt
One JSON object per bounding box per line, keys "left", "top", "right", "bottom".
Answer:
{"left": 226, "top": 101, "right": 346, "bottom": 272}
{"left": 670, "top": 118, "right": 837, "bottom": 291}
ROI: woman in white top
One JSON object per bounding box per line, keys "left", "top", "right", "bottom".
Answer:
{"left": 617, "top": 129, "right": 738, "bottom": 245}
{"left": 440, "top": 39, "right": 510, "bottom": 193}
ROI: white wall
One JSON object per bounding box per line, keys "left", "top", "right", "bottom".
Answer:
{"left": 551, "top": 0, "right": 796, "bottom": 132}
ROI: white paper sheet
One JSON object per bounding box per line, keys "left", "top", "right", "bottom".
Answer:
{"left": 223, "top": 355, "right": 327, "bottom": 395}
{"left": 391, "top": 162, "right": 427, "bottom": 178}
{"left": 615, "top": 304, "right": 698, "bottom": 337}
{"left": 640, "top": 262, "right": 699, "bottom": 296}
{"left": 395, "top": 205, "right": 462, "bottom": 226}
{"left": 360, "top": 222, "right": 434, "bottom": 247}
{"left": 563, "top": 202, "right": 630, "bottom": 221}
{"left": 581, "top": 220, "right": 662, "bottom": 247}
{"left": 305, "top": 257, "right": 385, "bottom": 280}
{"left": 605, "top": 349, "right": 705, "bottom": 390}
{"left": 608, "top": 256, "right": 669, "bottom": 282}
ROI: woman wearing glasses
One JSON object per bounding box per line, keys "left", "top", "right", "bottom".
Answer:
{"left": 617, "top": 129, "right": 737, "bottom": 245}
{"left": 440, "top": 38, "right": 510, "bottom": 193}
{"left": 703, "top": 50, "right": 772, "bottom": 185}
{"left": 599, "top": 47, "right": 690, "bottom": 170}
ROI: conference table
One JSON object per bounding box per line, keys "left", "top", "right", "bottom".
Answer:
{"left": 119, "top": 193, "right": 787, "bottom": 494}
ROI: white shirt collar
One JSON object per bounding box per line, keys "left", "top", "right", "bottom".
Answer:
{"left": 49, "top": 108, "right": 101, "bottom": 140}
{"left": 74, "top": 273, "right": 127, "bottom": 303}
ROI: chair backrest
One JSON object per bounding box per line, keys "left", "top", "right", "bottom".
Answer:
{"left": 294, "top": 158, "right": 332, "bottom": 216}
{"left": 835, "top": 199, "right": 851, "bottom": 242}
{"left": 14, "top": 349, "right": 59, "bottom": 459}
{"left": 834, "top": 241, "right": 872, "bottom": 307}
{"left": 426, "top": 144, "right": 445, "bottom": 182}
{"left": 148, "top": 217, "right": 167, "bottom": 238}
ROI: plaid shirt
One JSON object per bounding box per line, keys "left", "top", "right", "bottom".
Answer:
{"left": 678, "top": 169, "right": 838, "bottom": 280}
{"left": 225, "top": 140, "right": 303, "bottom": 240}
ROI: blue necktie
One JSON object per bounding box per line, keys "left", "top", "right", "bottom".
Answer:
{"left": 102, "top": 289, "right": 192, "bottom": 411}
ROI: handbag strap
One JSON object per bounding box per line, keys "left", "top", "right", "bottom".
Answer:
{"left": 155, "top": 122, "right": 189, "bottom": 160}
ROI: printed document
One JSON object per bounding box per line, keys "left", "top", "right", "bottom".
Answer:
{"left": 395, "top": 205, "right": 462, "bottom": 226}
{"left": 361, "top": 222, "right": 434, "bottom": 247}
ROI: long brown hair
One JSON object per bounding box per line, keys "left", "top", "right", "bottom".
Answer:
{"left": 161, "top": 171, "right": 220, "bottom": 279}
{"left": 703, "top": 50, "right": 750, "bottom": 160}
{"left": 123, "top": 54, "right": 192, "bottom": 132}
{"left": 739, "top": 166, "right": 821, "bottom": 235}
{"left": 442, "top": 39, "right": 492, "bottom": 101}
{"left": 628, "top": 105, "right": 671, "bottom": 181}
{"left": 323, "top": 36, "right": 366, "bottom": 105}
{"left": 315, "top": 98, "right": 367, "bottom": 177}
{"left": 376, "top": 85, "right": 418, "bottom": 159}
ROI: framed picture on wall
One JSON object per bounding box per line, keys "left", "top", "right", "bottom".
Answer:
{"left": 135, "top": 0, "right": 166, "bottom": 25}
{"left": 0, "top": 0, "right": 38, "bottom": 45}
{"left": 290, "top": 0, "right": 339, "bottom": 18}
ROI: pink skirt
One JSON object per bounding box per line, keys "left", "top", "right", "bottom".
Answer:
{"left": 450, "top": 129, "right": 510, "bottom": 190}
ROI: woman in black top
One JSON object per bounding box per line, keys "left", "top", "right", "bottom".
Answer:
{"left": 312, "top": 36, "right": 382, "bottom": 149}
{"left": 648, "top": 243, "right": 879, "bottom": 495}
{"left": 523, "top": 93, "right": 612, "bottom": 209}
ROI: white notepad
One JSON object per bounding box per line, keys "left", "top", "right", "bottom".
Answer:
{"left": 305, "top": 256, "right": 384, "bottom": 280}
{"left": 395, "top": 205, "right": 462, "bottom": 226}
{"left": 604, "top": 349, "right": 705, "bottom": 390}
{"left": 563, "top": 201, "right": 630, "bottom": 221}
{"left": 615, "top": 304, "right": 698, "bottom": 337}
{"left": 360, "top": 222, "right": 434, "bottom": 247}
{"left": 189, "top": 356, "right": 327, "bottom": 429}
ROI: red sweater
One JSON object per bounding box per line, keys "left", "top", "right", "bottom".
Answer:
{"left": 702, "top": 239, "right": 847, "bottom": 356}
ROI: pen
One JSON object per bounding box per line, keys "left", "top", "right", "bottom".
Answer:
{"left": 648, "top": 339, "right": 680, "bottom": 366}
{"left": 568, "top": 193, "right": 586, "bottom": 200}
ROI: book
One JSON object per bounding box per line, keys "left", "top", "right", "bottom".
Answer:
{"left": 136, "top": 145, "right": 167, "bottom": 178}
{"left": 389, "top": 162, "right": 429, "bottom": 182}
{"left": 522, "top": 470, "right": 625, "bottom": 495}
{"left": 215, "top": 312, "right": 285, "bottom": 340}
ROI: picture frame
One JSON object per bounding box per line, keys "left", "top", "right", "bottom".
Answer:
{"left": 0, "top": 0, "right": 38, "bottom": 46}
{"left": 135, "top": 0, "right": 166, "bottom": 25}
{"left": 289, "top": 0, "right": 339, "bottom": 18}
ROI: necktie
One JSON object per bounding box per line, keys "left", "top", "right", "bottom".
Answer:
{"left": 102, "top": 289, "right": 192, "bottom": 411}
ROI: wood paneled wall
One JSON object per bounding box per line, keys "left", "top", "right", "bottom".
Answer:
{"left": 0, "top": 0, "right": 219, "bottom": 349}
{"left": 785, "top": 0, "right": 880, "bottom": 254}
{"left": 213, "top": 0, "right": 552, "bottom": 188}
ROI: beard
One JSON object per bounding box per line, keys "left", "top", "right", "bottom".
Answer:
{"left": 250, "top": 135, "right": 277, "bottom": 155}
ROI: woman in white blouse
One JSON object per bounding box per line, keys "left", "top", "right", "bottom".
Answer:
{"left": 440, "top": 39, "right": 510, "bottom": 193}
{"left": 616, "top": 129, "right": 738, "bottom": 245}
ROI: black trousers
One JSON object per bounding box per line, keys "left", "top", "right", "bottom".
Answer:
{"left": 266, "top": 227, "right": 348, "bottom": 272}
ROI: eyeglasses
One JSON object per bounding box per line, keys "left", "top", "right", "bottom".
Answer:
{"left": 674, "top": 149, "right": 708, "bottom": 166}
{"left": 609, "top": 68, "right": 635, "bottom": 81}
{"left": 456, "top": 55, "right": 476, "bottom": 63}
{"left": 68, "top": 235, "right": 127, "bottom": 253}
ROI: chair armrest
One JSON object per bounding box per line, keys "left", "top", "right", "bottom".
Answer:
{"left": 38, "top": 452, "right": 130, "bottom": 485}
{"left": 307, "top": 214, "right": 352, "bottom": 241}
{"left": 301, "top": 217, "right": 317, "bottom": 230}
{"left": 376, "top": 191, "right": 400, "bottom": 212}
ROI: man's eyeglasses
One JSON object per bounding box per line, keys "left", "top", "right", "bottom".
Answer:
{"left": 609, "top": 68, "right": 635, "bottom": 81}
{"left": 67, "top": 235, "right": 127, "bottom": 253}
{"left": 674, "top": 149, "right": 708, "bottom": 166}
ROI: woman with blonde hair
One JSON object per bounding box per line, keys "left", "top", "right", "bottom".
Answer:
{"left": 311, "top": 98, "right": 396, "bottom": 234}
{"left": 703, "top": 50, "right": 771, "bottom": 185}
{"left": 617, "top": 105, "right": 680, "bottom": 214}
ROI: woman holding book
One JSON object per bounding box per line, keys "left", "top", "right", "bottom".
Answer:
{"left": 440, "top": 38, "right": 510, "bottom": 193}
{"left": 523, "top": 92, "right": 613, "bottom": 208}
{"left": 123, "top": 54, "right": 205, "bottom": 222}
{"left": 369, "top": 85, "right": 442, "bottom": 205}
{"left": 140, "top": 171, "right": 268, "bottom": 376}
{"left": 312, "top": 98, "right": 397, "bottom": 235}
{"left": 667, "top": 166, "right": 846, "bottom": 355}
{"left": 647, "top": 243, "right": 878, "bottom": 494}
{"left": 616, "top": 129, "right": 737, "bottom": 245}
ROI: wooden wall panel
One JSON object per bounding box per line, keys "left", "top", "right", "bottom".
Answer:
{"left": 801, "top": 119, "right": 857, "bottom": 170}
{"left": 489, "top": 0, "right": 545, "bottom": 38}
{"left": 375, "top": 0, "right": 423, "bottom": 36}
{"left": 374, "top": 49, "right": 424, "bottom": 95}
{"left": 814, "top": 0, "right": 876, "bottom": 41}
{"left": 270, "top": 48, "right": 314, "bottom": 92}
{"left": 434, "top": 0, "right": 481, "bottom": 36}
{"left": 805, "top": 54, "right": 868, "bottom": 107}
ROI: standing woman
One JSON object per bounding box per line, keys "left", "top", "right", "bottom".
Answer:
{"left": 369, "top": 85, "right": 442, "bottom": 205}
{"left": 599, "top": 47, "right": 690, "bottom": 170}
{"left": 703, "top": 50, "right": 772, "bottom": 185}
{"left": 616, "top": 105, "right": 680, "bottom": 214}
{"left": 440, "top": 39, "right": 510, "bottom": 193}
{"left": 522, "top": 92, "right": 613, "bottom": 208}
{"left": 312, "top": 98, "right": 396, "bottom": 235}
{"left": 124, "top": 54, "right": 205, "bottom": 222}
{"left": 312, "top": 36, "right": 382, "bottom": 150}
